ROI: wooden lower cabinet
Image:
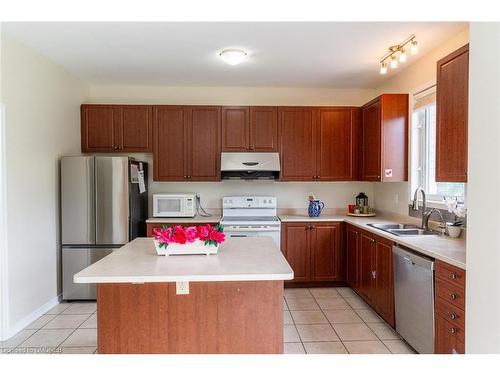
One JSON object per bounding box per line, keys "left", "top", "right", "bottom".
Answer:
{"left": 346, "top": 225, "right": 395, "bottom": 327}
{"left": 435, "top": 314, "right": 465, "bottom": 354}
{"left": 281, "top": 222, "right": 343, "bottom": 284}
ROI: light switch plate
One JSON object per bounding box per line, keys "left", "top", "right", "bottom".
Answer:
{"left": 176, "top": 281, "right": 189, "bottom": 295}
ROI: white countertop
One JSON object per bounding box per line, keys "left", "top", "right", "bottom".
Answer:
{"left": 74, "top": 237, "right": 294, "bottom": 284}
{"left": 279, "top": 213, "right": 466, "bottom": 269}
{"left": 146, "top": 215, "right": 222, "bottom": 224}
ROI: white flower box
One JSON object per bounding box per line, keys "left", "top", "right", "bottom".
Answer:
{"left": 154, "top": 239, "right": 219, "bottom": 256}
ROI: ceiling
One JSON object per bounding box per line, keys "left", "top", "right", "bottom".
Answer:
{"left": 3, "top": 22, "right": 467, "bottom": 88}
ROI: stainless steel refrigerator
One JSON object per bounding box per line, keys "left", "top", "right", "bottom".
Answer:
{"left": 61, "top": 156, "right": 148, "bottom": 300}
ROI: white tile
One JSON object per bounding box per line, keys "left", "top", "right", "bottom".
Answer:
{"left": 283, "top": 310, "right": 294, "bottom": 325}
{"left": 19, "top": 329, "right": 73, "bottom": 348}
{"left": 44, "top": 314, "right": 90, "bottom": 329}
{"left": 304, "top": 342, "right": 347, "bottom": 354}
{"left": 344, "top": 340, "right": 391, "bottom": 354}
{"left": 284, "top": 342, "right": 305, "bottom": 354}
{"left": 283, "top": 299, "right": 289, "bottom": 311}
{"left": 323, "top": 309, "right": 363, "bottom": 324}
{"left": 62, "top": 303, "right": 96, "bottom": 315}
{"left": 0, "top": 330, "right": 37, "bottom": 349}
{"left": 296, "top": 324, "right": 340, "bottom": 342}
{"left": 332, "top": 323, "right": 378, "bottom": 341}
{"left": 53, "top": 346, "right": 97, "bottom": 354}
{"left": 382, "top": 340, "right": 416, "bottom": 354}
{"left": 355, "top": 308, "right": 383, "bottom": 323}
{"left": 336, "top": 287, "right": 358, "bottom": 298}
{"left": 367, "top": 322, "right": 400, "bottom": 340}
{"left": 285, "top": 288, "right": 312, "bottom": 298}
{"left": 60, "top": 329, "right": 97, "bottom": 347}
{"left": 25, "top": 315, "right": 56, "bottom": 330}
{"left": 315, "top": 297, "right": 351, "bottom": 310}
{"left": 285, "top": 298, "right": 320, "bottom": 311}
{"left": 309, "top": 287, "right": 340, "bottom": 298}
{"left": 344, "top": 297, "right": 371, "bottom": 309}
{"left": 46, "top": 303, "right": 72, "bottom": 315}
{"left": 290, "top": 310, "right": 328, "bottom": 324}
{"left": 283, "top": 325, "right": 300, "bottom": 343}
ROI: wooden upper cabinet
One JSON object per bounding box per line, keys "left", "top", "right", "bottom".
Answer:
{"left": 316, "top": 107, "right": 359, "bottom": 181}
{"left": 81, "top": 104, "right": 152, "bottom": 153}
{"left": 153, "top": 106, "right": 221, "bottom": 182}
{"left": 250, "top": 107, "right": 278, "bottom": 151}
{"left": 153, "top": 106, "right": 187, "bottom": 181}
{"left": 120, "top": 106, "right": 153, "bottom": 152}
{"left": 222, "top": 106, "right": 278, "bottom": 152}
{"left": 310, "top": 223, "right": 342, "bottom": 282}
{"left": 186, "top": 106, "right": 221, "bottom": 181}
{"left": 222, "top": 106, "right": 249, "bottom": 151}
{"left": 436, "top": 44, "right": 469, "bottom": 182}
{"left": 361, "top": 94, "right": 408, "bottom": 182}
{"left": 279, "top": 107, "right": 317, "bottom": 180}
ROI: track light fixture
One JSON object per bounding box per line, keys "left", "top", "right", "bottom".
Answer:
{"left": 379, "top": 35, "right": 418, "bottom": 74}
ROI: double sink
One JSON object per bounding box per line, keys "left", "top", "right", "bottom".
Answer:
{"left": 367, "top": 223, "right": 437, "bottom": 237}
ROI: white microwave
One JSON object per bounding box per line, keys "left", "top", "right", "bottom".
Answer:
{"left": 153, "top": 194, "right": 197, "bottom": 217}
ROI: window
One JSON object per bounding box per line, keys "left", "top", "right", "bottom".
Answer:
{"left": 410, "top": 87, "right": 465, "bottom": 203}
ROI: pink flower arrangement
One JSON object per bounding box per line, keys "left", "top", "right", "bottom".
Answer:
{"left": 153, "top": 224, "right": 226, "bottom": 248}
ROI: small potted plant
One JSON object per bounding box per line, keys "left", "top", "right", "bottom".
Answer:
{"left": 445, "top": 197, "right": 467, "bottom": 238}
{"left": 153, "top": 224, "right": 226, "bottom": 256}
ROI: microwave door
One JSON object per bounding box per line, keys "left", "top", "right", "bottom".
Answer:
{"left": 95, "top": 157, "right": 130, "bottom": 245}
{"left": 61, "top": 156, "right": 96, "bottom": 245}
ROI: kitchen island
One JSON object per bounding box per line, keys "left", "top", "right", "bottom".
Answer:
{"left": 74, "top": 237, "right": 293, "bottom": 354}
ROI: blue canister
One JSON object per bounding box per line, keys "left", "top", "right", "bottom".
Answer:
{"left": 308, "top": 200, "right": 325, "bottom": 217}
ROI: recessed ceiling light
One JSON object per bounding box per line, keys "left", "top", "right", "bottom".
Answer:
{"left": 219, "top": 49, "right": 248, "bottom": 66}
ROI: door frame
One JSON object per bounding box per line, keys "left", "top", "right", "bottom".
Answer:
{"left": 0, "top": 103, "right": 9, "bottom": 340}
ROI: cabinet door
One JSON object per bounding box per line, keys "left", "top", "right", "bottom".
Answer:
{"left": 279, "top": 107, "right": 316, "bottom": 180}
{"left": 435, "top": 314, "right": 465, "bottom": 354}
{"left": 186, "top": 106, "right": 221, "bottom": 181}
{"left": 281, "top": 224, "right": 311, "bottom": 282}
{"left": 222, "top": 106, "right": 249, "bottom": 151}
{"left": 436, "top": 44, "right": 469, "bottom": 182}
{"left": 153, "top": 106, "right": 187, "bottom": 181}
{"left": 81, "top": 105, "right": 119, "bottom": 152}
{"left": 361, "top": 100, "right": 382, "bottom": 181}
{"left": 359, "top": 232, "right": 375, "bottom": 303}
{"left": 316, "top": 108, "right": 356, "bottom": 180}
{"left": 250, "top": 107, "right": 279, "bottom": 151}
{"left": 346, "top": 226, "right": 359, "bottom": 290}
{"left": 121, "top": 105, "right": 152, "bottom": 152}
{"left": 311, "top": 223, "right": 342, "bottom": 281}
{"left": 375, "top": 239, "right": 395, "bottom": 327}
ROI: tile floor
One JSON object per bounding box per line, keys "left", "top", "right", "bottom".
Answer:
{"left": 0, "top": 287, "right": 416, "bottom": 355}
{"left": 283, "top": 287, "right": 416, "bottom": 354}
{"left": 0, "top": 301, "right": 97, "bottom": 354}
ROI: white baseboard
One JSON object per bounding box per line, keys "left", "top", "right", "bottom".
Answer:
{"left": 2, "top": 294, "right": 61, "bottom": 340}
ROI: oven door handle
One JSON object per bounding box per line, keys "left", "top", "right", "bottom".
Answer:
{"left": 223, "top": 226, "right": 280, "bottom": 232}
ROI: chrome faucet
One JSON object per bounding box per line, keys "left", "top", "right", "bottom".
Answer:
{"left": 412, "top": 187, "right": 427, "bottom": 229}
{"left": 423, "top": 208, "right": 447, "bottom": 233}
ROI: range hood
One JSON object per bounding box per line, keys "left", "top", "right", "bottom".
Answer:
{"left": 221, "top": 152, "right": 280, "bottom": 180}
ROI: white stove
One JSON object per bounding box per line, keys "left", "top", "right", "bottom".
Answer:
{"left": 220, "top": 196, "right": 281, "bottom": 248}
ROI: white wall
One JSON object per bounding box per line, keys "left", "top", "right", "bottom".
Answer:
{"left": 89, "top": 86, "right": 376, "bottom": 214}
{"left": 1, "top": 33, "right": 88, "bottom": 338}
{"left": 466, "top": 22, "right": 500, "bottom": 353}
{"left": 372, "top": 27, "right": 469, "bottom": 215}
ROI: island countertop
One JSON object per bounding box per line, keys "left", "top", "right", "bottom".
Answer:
{"left": 74, "top": 237, "right": 293, "bottom": 284}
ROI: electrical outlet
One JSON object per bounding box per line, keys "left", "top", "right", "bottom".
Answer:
{"left": 176, "top": 281, "right": 189, "bottom": 295}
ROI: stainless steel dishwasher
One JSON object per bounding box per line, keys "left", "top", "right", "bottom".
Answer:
{"left": 393, "top": 244, "right": 435, "bottom": 354}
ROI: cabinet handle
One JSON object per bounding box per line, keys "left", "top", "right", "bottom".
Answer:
{"left": 371, "top": 270, "right": 376, "bottom": 279}
{"left": 450, "top": 293, "right": 457, "bottom": 300}
{"left": 450, "top": 327, "right": 457, "bottom": 334}
{"left": 450, "top": 313, "right": 457, "bottom": 320}
{"left": 371, "top": 238, "right": 375, "bottom": 243}
{"left": 317, "top": 176, "right": 321, "bottom": 179}
{"left": 187, "top": 176, "right": 192, "bottom": 179}
{"left": 450, "top": 273, "right": 457, "bottom": 280}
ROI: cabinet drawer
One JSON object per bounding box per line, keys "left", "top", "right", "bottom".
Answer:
{"left": 435, "top": 314, "right": 465, "bottom": 354}
{"left": 435, "top": 260, "right": 465, "bottom": 288}
{"left": 435, "top": 297, "right": 465, "bottom": 329}
{"left": 435, "top": 278, "right": 465, "bottom": 310}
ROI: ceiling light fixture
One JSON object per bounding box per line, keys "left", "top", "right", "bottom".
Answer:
{"left": 379, "top": 35, "right": 418, "bottom": 75}
{"left": 219, "top": 49, "right": 248, "bottom": 66}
